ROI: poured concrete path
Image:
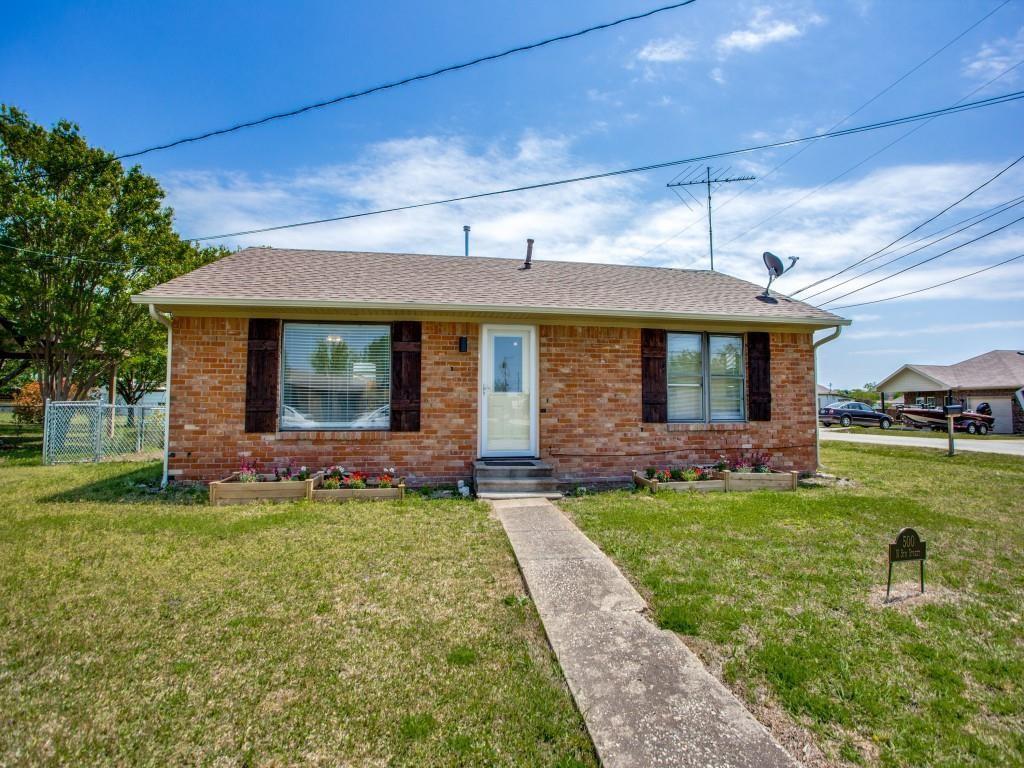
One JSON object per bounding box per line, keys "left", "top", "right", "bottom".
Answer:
{"left": 490, "top": 497, "right": 798, "bottom": 768}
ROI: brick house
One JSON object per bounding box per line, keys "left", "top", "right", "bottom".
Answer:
{"left": 132, "top": 247, "right": 849, "bottom": 489}
{"left": 877, "top": 350, "right": 1024, "bottom": 434}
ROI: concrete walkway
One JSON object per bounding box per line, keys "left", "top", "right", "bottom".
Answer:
{"left": 820, "top": 429, "right": 1024, "bottom": 457}
{"left": 490, "top": 497, "right": 797, "bottom": 768}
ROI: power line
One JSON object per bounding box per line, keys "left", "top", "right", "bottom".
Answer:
{"left": 187, "top": 89, "right": 1024, "bottom": 241}
{"left": 790, "top": 152, "right": 1024, "bottom": 297}
{"left": 0, "top": 242, "right": 149, "bottom": 270}
{"left": 633, "top": 0, "right": 1013, "bottom": 262}
{"left": 31, "top": 1, "right": 697, "bottom": 181}
{"left": 800, "top": 194, "right": 1024, "bottom": 301}
{"left": 721, "top": 56, "right": 1024, "bottom": 249}
{"left": 817, "top": 212, "right": 1024, "bottom": 306}
{"left": 829, "top": 253, "right": 1024, "bottom": 309}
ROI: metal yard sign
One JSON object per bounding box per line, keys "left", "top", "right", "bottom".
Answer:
{"left": 886, "top": 527, "right": 926, "bottom": 602}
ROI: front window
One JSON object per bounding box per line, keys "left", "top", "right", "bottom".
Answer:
{"left": 667, "top": 333, "right": 745, "bottom": 422}
{"left": 280, "top": 323, "right": 390, "bottom": 430}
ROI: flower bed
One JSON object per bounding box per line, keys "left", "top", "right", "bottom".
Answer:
{"left": 713, "top": 468, "right": 798, "bottom": 492}
{"left": 633, "top": 454, "right": 798, "bottom": 493}
{"left": 209, "top": 463, "right": 321, "bottom": 506}
{"left": 310, "top": 466, "right": 406, "bottom": 502}
{"left": 632, "top": 467, "right": 725, "bottom": 493}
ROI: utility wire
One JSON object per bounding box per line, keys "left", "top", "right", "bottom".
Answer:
{"left": 30, "top": 0, "right": 697, "bottom": 181}
{"left": 817, "top": 212, "right": 1024, "bottom": 306}
{"left": 635, "top": 0, "right": 1013, "bottom": 262}
{"left": 187, "top": 89, "right": 1024, "bottom": 241}
{"left": 0, "top": 242, "right": 149, "bottom": 270}
{"left": 791, "top": 152, "right": 1024, "bottom": 298}
{"left": 829, "top": 253, "right": 1024, "bottom": 309}
{"left": 801, "top": 195, "right": 1024, "bottom": 301}
{"left": 721, "top": 56, "right": 1024, "bottom": 250}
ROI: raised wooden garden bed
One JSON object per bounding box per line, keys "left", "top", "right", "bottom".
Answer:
{"left": 632, "top": 470, "right": 725, "bottom": 493}
{"left": 310, "top": 478, "right": 406, "bottom": 502}
{"left": 713, "top": 469, "right": 798, "bottom": 492}
{"left": 209, "top": 472, "right": 323, "bottom": 506}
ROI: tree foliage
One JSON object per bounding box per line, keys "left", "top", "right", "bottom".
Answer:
{"left": 0, "top": 106, "right": 225, "bottom": 401}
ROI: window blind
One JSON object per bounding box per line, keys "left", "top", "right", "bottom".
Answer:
{"left": 667, "top": 332, "right": 745, "bottom": 423}
{"left": 280, "top": 323, "right": 390, "bottom": 430}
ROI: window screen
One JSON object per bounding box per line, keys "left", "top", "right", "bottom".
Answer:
{"left": 280, "top": 323, "right": 390, "bottom": 430}
{"left": 666, "top": 332, "right": 745, "bottom": 423}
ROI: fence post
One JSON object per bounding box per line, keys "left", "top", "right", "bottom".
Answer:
{"left": 42, "top": 398, "right": 51, "bottom": 465}
{"left": 136, "top": 406, "right": 144, "bottom": 453}
{"left": 92, "top": 403, "right": 103, "bottom": 462}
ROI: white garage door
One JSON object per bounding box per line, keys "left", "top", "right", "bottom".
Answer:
{"left": 965, "top": 396, "right": 1013, "bottom": 434}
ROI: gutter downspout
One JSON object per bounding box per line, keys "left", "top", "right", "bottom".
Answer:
{"left": 148, "top": 304, "right": 172, "bottom": 488}
{"left": 812, "top": 326, "right": 843, "bottom": 471}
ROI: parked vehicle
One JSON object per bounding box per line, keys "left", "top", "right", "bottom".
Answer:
{"left": 898, "top": 402, "right": 995, "bottom": 435}
{"left": 819, "top": 401, "right": 893, "bottom": 429}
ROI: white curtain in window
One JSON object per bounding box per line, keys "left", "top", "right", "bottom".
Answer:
{"left": 280, "top": 323, "right": 390, "bottom": 430}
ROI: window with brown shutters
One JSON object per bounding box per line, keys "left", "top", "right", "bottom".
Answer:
{"left": 641, "top": 328, "right": 667, "bottom": 423}
{"left": 245, "top": 319, "right": 280, "bottom": 433}
{"left": 746, "top": 331, "right": 772, "bottom": 421}
{"left": 390, "top": 321, "right": 421, "bottom": 432}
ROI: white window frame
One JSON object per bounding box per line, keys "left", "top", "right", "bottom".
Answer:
{"left": 279, "top": 321, "right": 391, "bottom": 432}
{"left": 666, "top": 332, "right": 746, "bottom": 424}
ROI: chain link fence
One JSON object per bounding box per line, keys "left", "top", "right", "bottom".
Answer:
{"left": 43, "top": 401, "right": 166, "bottom": 465}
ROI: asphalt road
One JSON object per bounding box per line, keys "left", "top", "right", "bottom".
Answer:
{"left": 819, "top": 430, "right": 1024, "bottom": 457}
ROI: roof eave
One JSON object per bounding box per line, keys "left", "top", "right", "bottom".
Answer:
{"left": 131, "top": 294, "right": 851, "bottom": 328}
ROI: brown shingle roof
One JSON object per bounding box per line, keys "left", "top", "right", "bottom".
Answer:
{"left": 135, "top": 247, "right": 848, "bottom": 326}
{"left": 909, "top": 350, "right": 1024, "bottom": 390}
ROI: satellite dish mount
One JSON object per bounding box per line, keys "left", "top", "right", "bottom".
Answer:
{"left": 762, "top": 251, "right": 799, "bottom": 297}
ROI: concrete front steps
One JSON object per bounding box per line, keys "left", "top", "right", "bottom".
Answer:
{"left": 473, "top": 459, "right": 562, "bottom": 500}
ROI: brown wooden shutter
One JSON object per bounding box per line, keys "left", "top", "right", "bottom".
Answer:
{"left": 245, "top": 319, "right": 280, "bottom": 433}
{"left": 390, "top": 321, "right": 421, "bottom": 432}
{"left": 641, "top": 328, "right": 667, "bottom": 423}
{"left": 747, "top": 331, "right": 772, "bottom": 421}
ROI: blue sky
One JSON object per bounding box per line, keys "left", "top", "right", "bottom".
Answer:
{"left": 3, "top": 0, "right": 1023, "bottom": 388}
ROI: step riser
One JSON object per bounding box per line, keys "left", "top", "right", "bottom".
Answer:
{"left": 474, "top": 467, "right": 554, "bottom": 479}
{"left": 476, "top": 481, "right": 560, "bottom": 493}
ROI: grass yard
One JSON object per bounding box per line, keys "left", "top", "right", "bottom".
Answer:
{"left": 0, "top": 417, "right": 596, "bottom": 767}
{"left": 563, "top": 443, "right": 1024, "bottom": 768}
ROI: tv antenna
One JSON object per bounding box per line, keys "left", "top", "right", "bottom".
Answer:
{"left": 666, "top": 165, "right": 754, "bottom": 270}
{"left": 761, "top": 251, "right": 799, "bottom": 297}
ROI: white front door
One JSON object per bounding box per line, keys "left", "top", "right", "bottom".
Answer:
{"left": 480, "top": 325, "right": 538, "bottom": 457}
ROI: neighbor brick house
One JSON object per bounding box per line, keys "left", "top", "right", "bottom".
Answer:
{"left": 877, "top": 350, "right": 1024, "bottom": 434}
{"left": 132, "top": 247, "right": 849, "bottom": 487}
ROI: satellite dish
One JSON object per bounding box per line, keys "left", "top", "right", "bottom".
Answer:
{"left": 762, "top": 251, "right": 799, "bottom": 297}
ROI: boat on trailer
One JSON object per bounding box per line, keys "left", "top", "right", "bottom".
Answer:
{"left": 898, "top": 402, "right": 996, "bottom": 434}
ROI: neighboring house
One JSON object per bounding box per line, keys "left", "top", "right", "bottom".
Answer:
{"left": 131, "top": 247, "right": 849, "bottom": 486}
{"left": 877, "top": 350, "right": 1024, "bottom": 434}
{"left": 816, "top": 384, "right": 840, "bottom": 410}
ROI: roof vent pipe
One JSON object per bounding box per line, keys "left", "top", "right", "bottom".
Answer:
{"left": 463, "top": 225, "right": 470, "bottom": 256}
{"left": 524, "top": 238, "right": 534, "bottom": 269}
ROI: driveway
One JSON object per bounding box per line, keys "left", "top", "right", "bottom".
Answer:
{"left": 820, "top": 429, "right": 1024, "bottom": 457}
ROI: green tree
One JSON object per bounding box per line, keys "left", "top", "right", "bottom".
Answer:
{"left": 0, "top": 106, "right": 225, "bottom": 401}
{"left": 311, "top": 339, "right": 351, "bottom": 373}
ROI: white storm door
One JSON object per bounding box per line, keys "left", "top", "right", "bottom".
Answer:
{"left": 480, "top": 325, "right": 537, "bottom": 456}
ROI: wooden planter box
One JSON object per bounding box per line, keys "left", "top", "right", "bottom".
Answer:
{"left": 713, "top": 469, "right": 798, "bottom": 492}
{"left": 209, "top": 472, "right": 323, "bottom": 506}
{"left": 632, "top": 470, "right": 725, "bottom": 493}
{"left": 310, "top": 479, "right": 405, "bottom": 502}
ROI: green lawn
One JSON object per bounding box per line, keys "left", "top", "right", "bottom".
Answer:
{"left": 563, "top": 444, "right": 1024, "bottom": 768}
{"left": 0, "top": 417, "right": 596, "bottom": 766}
{"left": 826, "top": 425, "right": 1024, "bottom": 440}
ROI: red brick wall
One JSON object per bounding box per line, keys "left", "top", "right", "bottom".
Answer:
{"left": 538, "top": 325, "right": 818, "bottom": 482}
{"left": 168, "top": 317, "right": 819, "bottom": 485}
{"left": 168, "top": 317, "right": 478, "bottom": 484}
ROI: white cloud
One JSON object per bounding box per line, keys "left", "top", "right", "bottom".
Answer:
{"left": 635, "top": 36, "right": 694, "bottom": 63}
{"left": 716, "top": 7, "right": 825, "bottom": 56}
{"left": 166, "top": 140, "right": 1024, "bottom": 309}
{"left": 710, "top": 67, "right": 726, "bottom": 85}
{"left": 962, "top": 27, "right": 1024, "bottom": 84}
{"left": 846, "top": 319, "right": 1024, "bottom": 340}
{"left": 849, "top": 313, "right": 881, "bottom": 322}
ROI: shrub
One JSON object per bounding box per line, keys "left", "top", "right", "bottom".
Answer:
{"left": 13, "top": 381, "right": 43, "bottom": 425}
